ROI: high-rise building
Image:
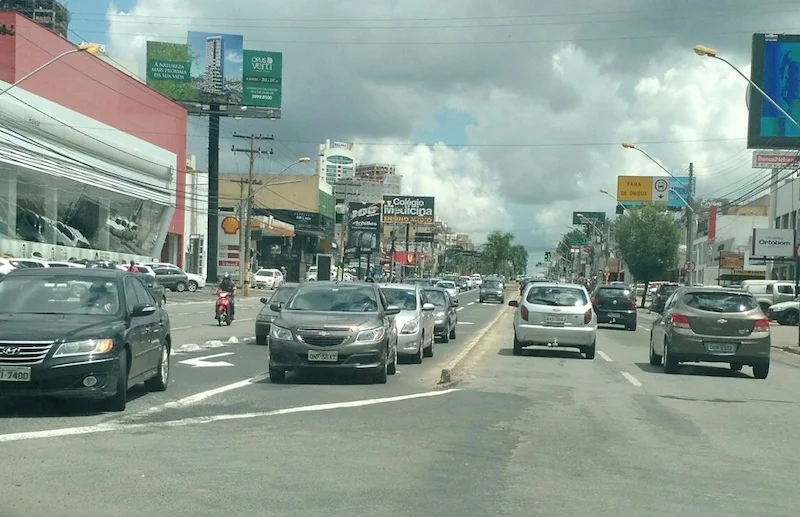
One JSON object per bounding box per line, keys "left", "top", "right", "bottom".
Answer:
{"left": 355, "top": 163, "right": 396, "bottom": 180}
{"left": 1, "top": 0, "right": 69, "bottom": 37}
{"left": 205, "top": 35, "right": 224, "bottom": 93}
{"left": 318, "top": 140, "right": 356, "bottom": 184}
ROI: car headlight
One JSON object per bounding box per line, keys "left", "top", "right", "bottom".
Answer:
{"left": 356, "top": 326, "right": 385, "bottom": 343}
{"left": 270, "top": 325, "right": 293, "bottom": 341}
{"left": 53, "top": 338, "right": 114, "bottom": 358}
{"left": 435, "top": 311, "right": 446, "bottom": 321}
{"left": 401, "top": 319, "right": 420, "bottom": 334}
{"left": 257, "top": 314, "right": 275, "bottom": 322}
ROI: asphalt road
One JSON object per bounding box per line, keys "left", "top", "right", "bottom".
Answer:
{"left": 5, "top": 290, "right": 799, "bottom": 516}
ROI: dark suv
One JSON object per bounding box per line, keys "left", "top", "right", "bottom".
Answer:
{"left": 591, "top": 284, "right": 638, "bottom": 331}
{"left": 650, "top": 283, "right": 680, "bottom": 314}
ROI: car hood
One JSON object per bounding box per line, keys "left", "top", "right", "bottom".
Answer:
{"left": 393, "top": 310, "right": 419, "bottom": 326}
{"left": 276, "top": 310, "right": 382, "bottom": 330}
{"left": 0, "top": 313, "right": 126, "bottom": 342}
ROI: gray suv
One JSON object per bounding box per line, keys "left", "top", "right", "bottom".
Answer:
{"left": 479, "top": 278, "right": 505, "bottom": 304}
{"left": 267, "top": 282, "right": 401, "bottom": 384}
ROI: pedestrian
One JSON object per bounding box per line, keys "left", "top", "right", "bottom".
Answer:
{"left": 129, "top": 260, "right": 139, "bottom": 273}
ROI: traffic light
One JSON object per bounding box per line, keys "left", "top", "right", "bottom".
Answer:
{"left": 544, "top": 251, "right": 551, "bottom": 262}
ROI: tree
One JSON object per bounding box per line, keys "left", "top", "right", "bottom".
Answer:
{"left": 612, "top": 205, "right": 681, "bottom": 306}
{"left": 509, "top": 244, "right": 528, "bottom": 275}
{"left": 479, "top": 231, "right": 528, "bottom": 276}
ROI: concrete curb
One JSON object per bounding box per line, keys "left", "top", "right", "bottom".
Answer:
{"left": 773, "top": 345, "right": 800, "bottom": 356}
{"left": 438, "top": 305, "right": 512, "bottom": 386}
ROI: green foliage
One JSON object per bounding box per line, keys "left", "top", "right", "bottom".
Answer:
{"left": 477, "top": 231, "right": 528, "bottom": 276}
{"left": 145, "top": 41, "right": 200, "bottom": 102}
{"left": 612, "top": 205, "right": 680, "bottom": 285}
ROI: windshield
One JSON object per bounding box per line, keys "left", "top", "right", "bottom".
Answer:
{"left": 382, "top": 288, "right": 418, "bottom": 310}
{"left": 256, "top": 269, "right": 274, "bottom": 276}
{"left": 286, "top": 284, "right": 379, "bottom": 312}
{"left": 269, "top": 286, "right": 297, "bottom": 304}
{"left": 683, "top": 292, "right": 758, "bottom": 313}
{"left": 483, "top": 280, "right": 503, "bottom": 289}
{"left": 597, "top": 288, "right": 633, "bottom": 302}
{"left": 659, "top": 285, "right": 679, "bottom": 296}
{"left": 526, "top": 286, "right": 588, "bottom": 307}
{"left": 437, "top": 281, "right": 456, "bottom": 289}
{"left": 0, "top": 275, "right": 121, "bottom": 315}
{"left": 423, "top": 290, "right": 448, "bottom": 307}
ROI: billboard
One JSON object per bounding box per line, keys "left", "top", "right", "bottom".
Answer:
{"left": 572, "top": 211, "right": 606, "bottom": 225}
{"left": 346, "top": 202, "right": 381, "bottom": 254}
{"left": 748, "top": 34, "right": 800, "bottom": 150}
{"left": 382, "top": 196, "right": 435, "bottom": 224}
{"left": 751, "top": 228, "right": 796, "bottom": 258}
{"left": 752, "top": 150, "right": 800, "bottom": 168}
{"left": 618, "top": 176, "right": 694, "bottom": 210}
{"left": 146, "top": 33, "right": 282, "bottom": 109}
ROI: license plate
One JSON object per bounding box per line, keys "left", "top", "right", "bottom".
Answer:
{"left": 0, "top": 366, "right": 31, "bottom": 382}
{"left": 545, "top": 316, "right": 567, "bottom": 324}
{"left": 607, "top": 312, "right": 621, "bottom": 318}
{"left": 308, "top": 350, "right": 338, "bottom": 362}
{"left": 706, "top": 342, "right": 737, "bottom": 354}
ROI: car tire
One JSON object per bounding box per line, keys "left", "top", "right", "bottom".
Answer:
{"left": 729, "top": 363, "right": 743, "bottom": 371}
{"left": 780, "top": 310, "right": 799, "bottom": 326}
{"left": 752, "top": 361, "right": 770, "bottom": 379}
{"left": 161, "top": 295, "right": 166, "bottom": 307}
{"left": 145, "top": 342, "right": 170, "bottom": 392}
{"left": 373, "top": 360, "right": 388, "bottom": 384}
{"left": 387, "top": 346, "right": 397, "bottom": 375}
{"left": 441, "top": 329, "right": 450, "bottom": 343}
{"left": 449, "top": 327, "right": 456, "bottom": 339}
{"left": 584, "top": 341, "right": 596, "bottom": 360}
{"left": 104, "top": 351, "right": 128, "bottom": 412}
{"left": 663, "top": 344, "right": 679, "bottom": 374}
{"left": 187, "top": 281, "right": 198, "bottom": 292}
{"left": 413, "top": 338, "right": 424, "bottom": 364}
{"left": 628, "top": 323, "right": 637, "bottom": 331}
{"left": 175, "top": 282, "right": 187, "bottom": 293}
{"left": 648, "top": 334, "right": 662, "bottom": 366}
{"left": 513, "top": 334, "right": 523, "bottom": 356}
{"left": 269, "top": 366, "right": 286, "bottom": 382}
{"left": 424, "top": 339, "right": 434, "bottom": 358}
{"left": 256, "top": 334, "right": 267, "bottom": 346}
{"left": 479, "top": 298, "right": 483, "bottom": 303}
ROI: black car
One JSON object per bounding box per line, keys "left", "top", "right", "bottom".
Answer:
{"left": 267, "top": 281, "right": 400, "bottom": 384}
{"left": 137, "top": 272, "right": 167, "bottom": 307}
{"left": 650, "top": 283, "right": 680, "bottom": 314}
{"left": 422, "top": 286, "right": 458, "bottom": 342}
{"left": 0, "top": 268, "right": 171, "bottom": 411}
{"left": 591, "top": 283, "right": 638, "bottom": 331}
{"left": 256, "top": 282, "right": 299, "bottom": 345}
{"left": 479, "top": 278, "right": 505, "bottom": 304}
{"left": 152, "top": 266, "right": 189, "bottom": 292}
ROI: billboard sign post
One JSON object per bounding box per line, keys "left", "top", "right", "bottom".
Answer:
{"left": 382, "top": 196, "right": 435, "bottom": 224}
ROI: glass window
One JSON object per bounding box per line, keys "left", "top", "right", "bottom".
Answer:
{"left": 256, "top": 269, "right": 274, "bottom": 277}
{"left": 526, "top": 286, "right": 588, "bottom": 306}
{"left": 267, "top": 285, "right": 297, "bottom": 304}
{"left": 286, "top": 284, "right": 379, "bottom": 312}
{"left": 596, "top": 287, "right": 633, "bottom": 302}
{"left": 658, "top": 285, "right": 679, "bottom": 297}
{"left": 0, "top": 274, "right": 121, "bottom": 315}
{"left": 382, "top": 288, "right": 418, "bottom": 310}
{"left": 482, "top": 280, "right": 503, "bottom": 289}
{"left": 423, "top": 289, "right": 448, "bottom": 307}
{"left": 778, "top": 285, "right": 794, "bottom": 294}
{"left": 131, "top": 277, "right": 155, "bottom": 306}
{"left": 437, "top": 281, "right": 456, "bottom": 289}
{"left": 682, "top": 292, "right": 758, "bottom": 312}
{"left": 123, "top": 278, "right": 140, "bottom": 309}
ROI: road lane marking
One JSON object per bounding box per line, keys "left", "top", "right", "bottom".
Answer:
{"left": 458, "top": 321, "right": 475, "bottom": 325}
{"left": 178, "top": 352, "right": 235, "bottom": 368}
{"left": 598, "top": 351, "right": 613, "bottom": 362}
{"left": 0, "top": 389, "right": 461, "bottom": 443}
{"left": 468, "top": 302, "right": 475, "bottom": 306}
{"left": 457, "top": 307, "right": 465, "bottom": 311}
{"left": 621, "top": 371, "right": 642, "bottom": 387}
{"left": 172, "top": 325, "right": 193, "bottom": 331}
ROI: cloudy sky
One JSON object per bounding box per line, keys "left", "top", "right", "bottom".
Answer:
{"left": 66, "top": 0, "right": 800, "bottom": 270}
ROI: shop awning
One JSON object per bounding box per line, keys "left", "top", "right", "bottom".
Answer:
{"left": 0, "top": 128, "right": 174, "bottom": 206}
{"left": 251, "top": 215, "right": 294, "bottom": 237}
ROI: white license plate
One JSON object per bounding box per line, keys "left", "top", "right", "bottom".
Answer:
{"left": 0, "top": 365, "right": 31, "bottom": 382}
{"left": 308, "top": 350, "right": 339, "bottom": 362}
{"left": 706, "top": 342, "right": 737, "bottom": 354}
{"left": 545, "top": 316, "right": 567, "bottom": 324}
{"left": 607, "top": 312, "right": 621, "bottom": 318}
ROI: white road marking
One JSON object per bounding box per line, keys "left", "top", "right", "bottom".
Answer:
{"left": 621, "top": 371, "right": 642, "bottom": 387}
{"left": 458, "top": 321, "right": 475, "bottom": 325}
{"left": 172, "top": 325, "right": 193, "bottom": 331}
{"left": 457, "top": 307, "right": 465, "bottom": 312}
{"left": 468, "top": 302, "right": 475, "bottom": 306}
{"left": 0, "top": 388, "right": 460, "bottom": 443}
{"left": 598, "top": 351, "right": 613, "bottom": 362}
{"left": 177, "top": 352, "right": 235, "bottom": 368}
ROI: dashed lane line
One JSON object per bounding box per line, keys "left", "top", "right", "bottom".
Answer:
{"left": 597, "top": 351, "right": 614, "bottom": 362}
{"left": 621, "top": 371, "right": 643, "bottom": 387}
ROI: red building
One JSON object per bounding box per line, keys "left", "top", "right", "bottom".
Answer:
{"left": 0, "top": 12, "right": 188, "bottom": 265}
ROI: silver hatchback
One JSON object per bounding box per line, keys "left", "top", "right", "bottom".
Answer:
{"left": 380, "top": 284, "right": 436, "bottom": 362}
{"left": 509, "top": 282, "right": 597, "bottom": 359}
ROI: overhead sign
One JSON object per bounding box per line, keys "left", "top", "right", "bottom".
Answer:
{"left": 616, "top": 176, "right": 653, "bottom": 202}
{"left": 653, "top": 177, "right": 669, "bottom": 200}
{"left": 751, "top": 228, "right": 796, "bottom": 258}
{"left": 619, "top": 175, "right": 694, "bottom": 210}
{"left": 752, "top": 150, "right": 800, "bottom": 169}
{"left": 572, "top": 211, "right": 606, "bottom": 225}
{"left": 382, "top": 196, "right": 435, "bottom": 224}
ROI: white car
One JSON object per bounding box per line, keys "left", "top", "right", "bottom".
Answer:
{"left": 436, "top": 280, "right": 459, "bottom": 302}
{"left": 509, "top": 282, "right": 597, "bottom": 359}
{"left": 252, "top": 268, "right": 284, "bottom": 289}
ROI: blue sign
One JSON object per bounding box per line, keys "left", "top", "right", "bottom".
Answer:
{"left": 620, "top": 176, "right": 695, "bottom": 210}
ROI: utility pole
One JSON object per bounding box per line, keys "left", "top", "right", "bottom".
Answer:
{"left": 231, "top": 133, "right": 274, "bottom": 297}
{"left": 685, "top": 163, "right": 695, "bottom": 286}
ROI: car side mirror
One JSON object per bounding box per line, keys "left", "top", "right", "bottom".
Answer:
{"left": 270, "top": 302, "right": 283, "bottom": 312}
{"left": 131, "top": 303, "right": 156, "bottom": 317}
{"left": 422, "top": 302, "right": 435, "bottom": 311}
{"left": 385, "top": 305, "right": 401, "bottom": 316}
{"left": 508, "top": 300, "right": 519, "bottom": 307}
{"left": 260, "top": 297, "right": 268, "bottom": 304}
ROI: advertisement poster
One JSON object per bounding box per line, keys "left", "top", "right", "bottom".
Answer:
{"left": 346, "top": 202, "right": 381, "bottom": 254}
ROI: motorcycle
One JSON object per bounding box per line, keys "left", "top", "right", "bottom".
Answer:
{"left": 215, "top": 290, "right": 234, "bottom": 326}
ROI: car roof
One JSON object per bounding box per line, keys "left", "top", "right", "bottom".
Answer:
{"left": 380, "top": 283, "right": 418, "bottom": 290}
{"left": 683, "top": 286, "right": 750, "bottom": 295}
{"left": 528, "top": 282, "right": 584, "bottom": 289}
{"left": 278, "top": 282, "right": 300, "bottom": 289}
{"left": 422, "top": 286, "right": 446, "bottom": 291}
{"left": 596, "top": 283, "right": 632, "bottom": 289}
{"left": 7, "top": 267, "right": 122, "bottom": 279}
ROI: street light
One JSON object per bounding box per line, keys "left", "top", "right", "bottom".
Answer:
{"left": 621, "top": 142, "right": 687, "bottom": 187}
{"left": 0, "top": 42, "right": 101, "bottom": 97}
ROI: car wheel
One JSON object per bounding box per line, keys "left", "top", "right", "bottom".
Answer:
{"left": 161, "top": 295, "right": 166, "bottom": 307}
{"left": 449, "top": 327, "right": 456, "bottom": 339}
{"left": 752, "top": 361, "right": 770, "bottom": 379}
{"left": 373, "top": 359, "right": 388, "bottom": 384}
{"left": 187, "top": 281, "right": 198, "bottom": 292}
{"left": 513, "top": 333, "right": 523, "bottom": 356}
{"left": 256, "top": 334, "right": 267, "bottom": 346}
{"left": 648, "top": 333, "right": 662, "bottom": 366}
{"left": 479, "top": 298, "right": 483, "bottom": 303}
{"left": 269, "top": 366, "right": 286, "bottom": 382}
{"left": 781, "top": 310, "right": 799, "bottom": 326}
{"left": 176, "top": 282, "right": 187, "bottom": 293}
{"left": 583, "top": 341, "right": 596, "bottom": 360}
{"left": 387, "top": 344, "right": 397, "bottom": 375}
{"left": 441, "top": 329, "right": 450, "bottom": 343}
{"left": 145, "top": 342, "right": 169, "bottom": 392}
{"left": 628, "top": 323, "right": 637, "bottom": 331}
{"left": 424, "top": 334, "right": 434, "bottom": 357}
{"left": 663, "top": 343, "right": 679, "bottom": 374}
{"left": 104, "top": 351, "right": 128, "bottom": 412}
{"left": 413, "top": 337, "right": 424, "bottom": 364}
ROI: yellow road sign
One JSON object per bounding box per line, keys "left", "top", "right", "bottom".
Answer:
{"left": 617, "top": 176, "right": 653, "bottom": 202}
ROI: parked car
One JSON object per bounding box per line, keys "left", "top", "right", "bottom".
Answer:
{"left": 479, "top": 277, "right": 505, "bottom": 304}
{"left": 767, "top": 298, "right": 800, "bottom": 326}
{"left": 151, "top": 266, "right": 189, "bottom": 292}
{"left": 591, "top": 283, "right": 638, "bottom": 331}
{"left": 509, "top": 282, "right": 597, "bottom": 359}
{"left": 253, "top": 268, "right": 284, "bottom": 290}
{"left": 0, "top": 267, "right": 170, "bottom": 411}
{"left": 255, "top": 282, "right": 299, "bottom": 345}
{"left": 145, "top": 262, "right": 204, "bottom": 292}
{"left": 380, "top": 283, "right": 436, "bottom": 362}
{"left": 649, "top": 286, "right": 770, "bottom": 378}
{"left": 137, "top": 272, "right": 167, "bottom": 307}
{"left": 267, "top": 281, "right": 400, "bottom": 383}
{"left": 422, "top": 286, "right": 458, "bottom": 342}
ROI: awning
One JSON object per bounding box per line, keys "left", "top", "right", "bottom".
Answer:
{"left": 0, "top": 128, "right": 174, "bottom": 206}
{"left": 251, "top": 215, "right": 294, "bottom": 237}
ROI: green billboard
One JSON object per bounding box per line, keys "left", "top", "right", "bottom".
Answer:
{"left": 242, "top": 50, "right": 282, "bottom": 108}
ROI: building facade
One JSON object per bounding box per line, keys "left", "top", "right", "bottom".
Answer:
{"left": 318, "top": 140, "right": 356, "bottom": 185}
{"left": 0, "top": 13, "right": 188, "bottom": 265}
{"left": 772, "top": 175, "right": 800, "bottom": 280}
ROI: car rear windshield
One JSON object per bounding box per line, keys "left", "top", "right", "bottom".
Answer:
{"left": 423, "top": 289, "right": 448, "bottom": 306}
{"left": 483, "top": 280, "right": 503, "bottom": 289}
{"left": 682, "top": 292, "right": 758, "bottom": 313}
{"left": 382, "top": 288, "right": 418, "bottom": 310}
{"left": 437, "top": 281, "right": 456, "bottom": 289}
{"left": 526, "top": 286, "right": 588, "bottom": 307}
{"left": 658, "top": 285, "right": 679, "bottom": 295}
{"left": 286, "top": 285, "right": 379, "bottom": 312}
{"left": 596, "top": 288, "right": 633, "bottom": 302}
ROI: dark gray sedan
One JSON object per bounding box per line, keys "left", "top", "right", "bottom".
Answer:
{"left": 267, "top": 282, "right": 400, "bottom": 384}
{"left": 479, "top": 278, "right": 505, "bottom": 304}
{"left": 256, "top": 282, "right": 299, "bottom": 345}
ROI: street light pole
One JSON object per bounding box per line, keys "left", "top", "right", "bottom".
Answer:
{"left": 0, "top": 43, "right": 101, "bottom": 97}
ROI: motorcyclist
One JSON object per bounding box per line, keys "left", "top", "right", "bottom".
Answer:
{"left": 219, "top": 272, "right": 236, "bottom": 320}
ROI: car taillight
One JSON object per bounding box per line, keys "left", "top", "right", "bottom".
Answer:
{"left": 584, "top": 308, "right": 593, "bottom": 324}
{"left": 753, "top": 318, "right": 770, "bottom": 333}
{"left": 520, "top": 305, "right": 529, "bottom": 321}
{"left": 670, "top": 313, "right": 691, "bottom": 329}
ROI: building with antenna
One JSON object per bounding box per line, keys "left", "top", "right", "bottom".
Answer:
{"left": 0, "top": 0, "right": 69, "bottom": 37}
